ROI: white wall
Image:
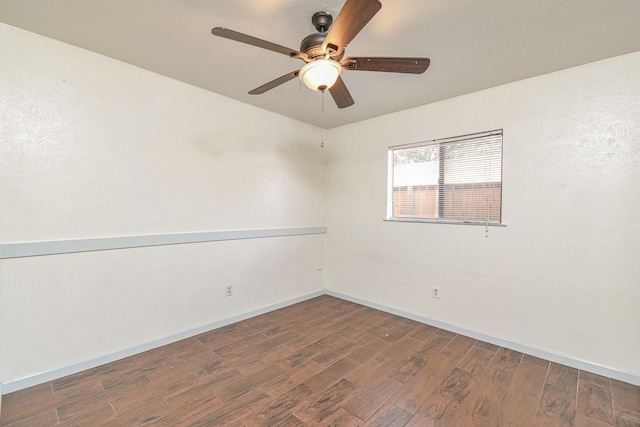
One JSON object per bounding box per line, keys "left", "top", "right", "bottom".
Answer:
{"left": 325, "top": 52, "right": 640, "bottom": 376}
{"left": 0, "top": 24, "right": 325, "bottom": 385}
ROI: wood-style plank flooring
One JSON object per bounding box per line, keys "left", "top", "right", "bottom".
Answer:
{"left": 2, "top": 295, "right": 639, "bottom": 426}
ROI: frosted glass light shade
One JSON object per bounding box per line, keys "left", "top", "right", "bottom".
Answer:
{"left": 299, "top": 59, "right": 342, "bottom": 92}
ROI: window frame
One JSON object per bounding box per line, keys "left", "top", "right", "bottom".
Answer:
{"left": 386, "top": 130, "right": 504, "bottom": 226}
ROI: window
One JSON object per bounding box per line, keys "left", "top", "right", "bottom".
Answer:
{"left": 388, "top": 130, "right": 503, "bottom": 224}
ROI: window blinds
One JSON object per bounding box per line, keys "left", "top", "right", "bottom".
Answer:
{"left": 389, "top": 130, "right": 503, "bottom": 224}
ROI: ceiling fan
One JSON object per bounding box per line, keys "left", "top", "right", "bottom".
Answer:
{"left": 211, "top": 0, "right": 430, "bottom": 109}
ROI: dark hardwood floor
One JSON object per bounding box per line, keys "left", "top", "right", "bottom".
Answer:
{"left": 2, "top": 295, "right": 639, "bottom": 426}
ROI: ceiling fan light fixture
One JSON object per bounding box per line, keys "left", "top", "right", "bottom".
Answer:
{"left": 299, "top": 59, "right": 342, "bottom": 92}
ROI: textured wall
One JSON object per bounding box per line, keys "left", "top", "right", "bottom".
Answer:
{"left": 325, "top": 51, "right": 640, "bottom": 375}
{"left": 0, "top": 26, "right": 325, "bottom": 240}
{"left": 0, "top": 24, "right": 325, "bottom": 383}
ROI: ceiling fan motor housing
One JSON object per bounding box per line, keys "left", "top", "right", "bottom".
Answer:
{"left": 300, "top": 12, "right": 338, "bottom": 59}
{"left": 300, "top": 33, "right": 327, "bottom": 59}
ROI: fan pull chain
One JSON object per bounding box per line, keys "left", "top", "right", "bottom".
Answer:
{"left": 321, "top": 91, "right": 325, "bottom": 148}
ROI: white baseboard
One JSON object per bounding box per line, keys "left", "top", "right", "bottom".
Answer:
{"left": 2, "top": 289, "right": 638, "bottom": 395}
{"left": 0, "top": 291, "right": 324, "bottom": 395}
{"left": 326, "top": 290, "right": 640, "bottom": 387}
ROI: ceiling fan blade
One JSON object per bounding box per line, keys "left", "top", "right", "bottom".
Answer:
{"left": 322, "top": 0, "right": 382, "bottom": 58}
{"left": 212, "top": 27, "right": 307, "bottom": 60}
{"left": 249, "top": 70, "right": 300, "bottom": 95}
{"left": 342, "top": 57, "right": 430, "bottom": 74}
{"left": 329, "top": 76, "right": 355, "bottom": 109}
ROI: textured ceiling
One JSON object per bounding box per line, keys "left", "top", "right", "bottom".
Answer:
{"left": 1, "top": 0, "right": 639, "bottom": 128}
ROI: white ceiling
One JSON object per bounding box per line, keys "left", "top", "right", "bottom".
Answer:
{"left": 1, "top": 0, "right": 639, "bottom": 128}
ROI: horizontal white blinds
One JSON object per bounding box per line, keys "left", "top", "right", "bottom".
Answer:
{"left": 390, "top": 130, "right": 503, "bottom": 223}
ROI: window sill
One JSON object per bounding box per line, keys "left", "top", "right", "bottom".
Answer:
{"left": 384, "top": 218, "right": 506, "bottom": 227}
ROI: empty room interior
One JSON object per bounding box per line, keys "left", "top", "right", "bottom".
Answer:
{"left": 1, "top": 0, "right": 639, "bottom": 425}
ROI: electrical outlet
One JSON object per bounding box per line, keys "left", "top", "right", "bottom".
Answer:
{"left": 432, "top": 286, "right": 440, "bottom": 299}
{"left": 225, "top": 285, "right": 233, "bottom": 297}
